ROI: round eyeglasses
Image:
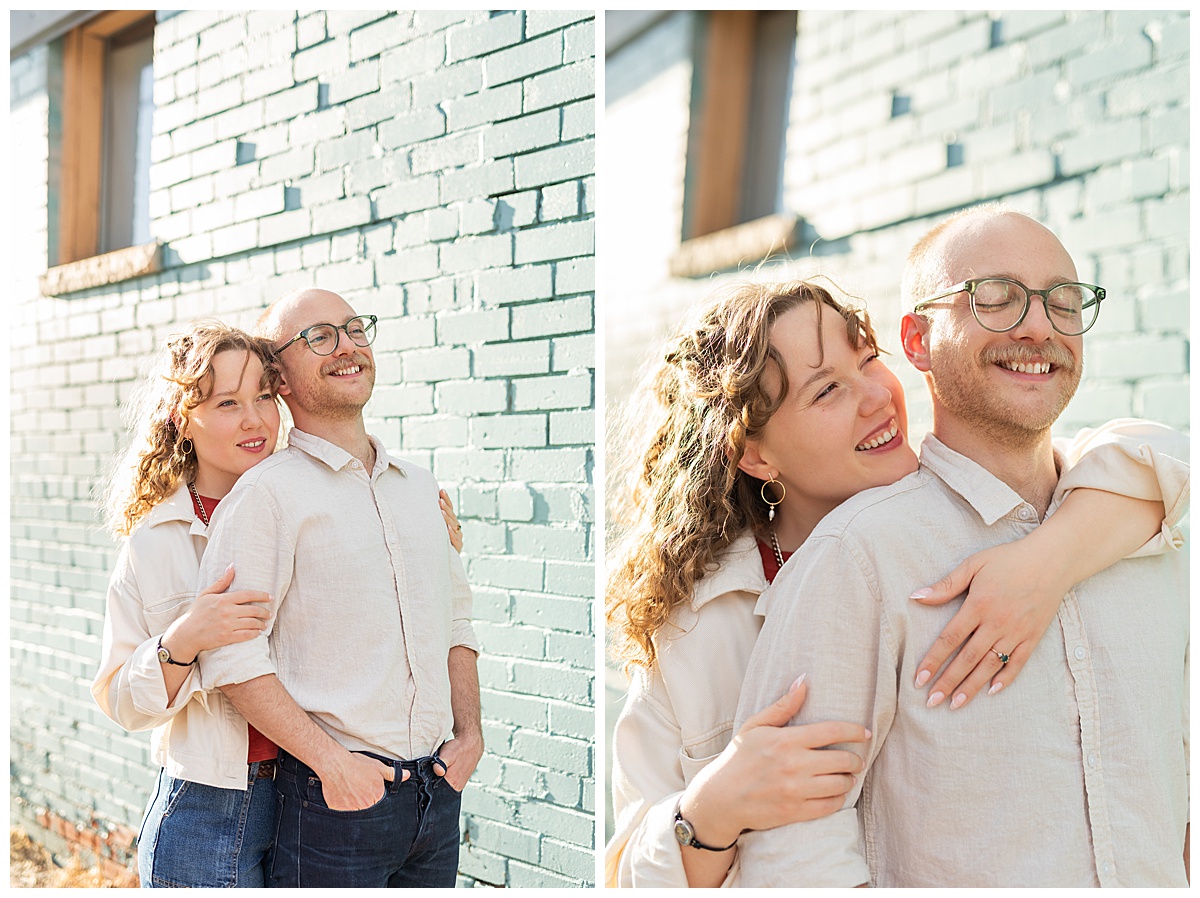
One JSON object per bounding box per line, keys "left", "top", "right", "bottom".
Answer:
{"left": 276, "top": 315, "right": 378, "bottom": 356}
{"left": 914, "top": 278, "right": 1104, "bottom": 336}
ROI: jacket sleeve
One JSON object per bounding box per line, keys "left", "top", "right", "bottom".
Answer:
{"left": 91, "top": 541, "right": 204, "bottom": 732}
{"left": 606, "top": 665, "right": 713, "bottom": 888}
{"left": 1053, "top": 418, "right": 1189, "bottom": 557}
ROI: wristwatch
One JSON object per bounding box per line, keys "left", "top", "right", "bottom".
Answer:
{"left": 673, "top": 801, "right": 738, "bottom": 851}
{"left": 156, "top": 637, "right": 196, "bottom": 667}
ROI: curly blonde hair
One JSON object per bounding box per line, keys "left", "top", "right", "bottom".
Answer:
{"left": 103, "top": 320, "right": 281, "bottom": 537}
{"left": 606, "top": 281, "right": 881, "bottom": 669}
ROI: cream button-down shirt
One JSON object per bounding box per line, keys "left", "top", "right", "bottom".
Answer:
{"left": 735, "top": 429, "right": 1189, "bottom": 887}
{"left": 199, "top": 430, "right": 477, "bottom": 761}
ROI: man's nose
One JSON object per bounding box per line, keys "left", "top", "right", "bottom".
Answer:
{"left": 1011, "top": 292, "right": 1055, "bottom": 342}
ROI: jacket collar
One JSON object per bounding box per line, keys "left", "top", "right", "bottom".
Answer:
{"left": 143, "top": 484, "right": 209, "bottom": 537}
{"left": 690, "top": 533, "right": 768, "bottom": 611}
{"left": 287, "top": 428, "right": 408, "bottom": 477}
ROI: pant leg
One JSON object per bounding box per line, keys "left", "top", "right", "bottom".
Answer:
{"left": 139, "top": 765, "right": 274, "bottom": 888}
{"left": 269, "top": 752, "right": 412, "bottom": 888}
{"left": 386, "top": 773, "right": 463, "bottom": 888}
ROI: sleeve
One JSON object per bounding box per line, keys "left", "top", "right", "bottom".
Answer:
{"left": 733, "top": 534, "right": 895, "bottom": 888}
{"left": 197, "top": 484, "right": 293, "bottom": 689}
{"left": 91, "top": 542, "right": 205, "bottom": 732}
{"left": 605, "top": 665, "right": 697, "bottom": 889}
{"left": 448, "top": 539, "right": 479, "bottom": 655}
{"left": 1053, "top": 418, "right": 1189, "bottom": 557}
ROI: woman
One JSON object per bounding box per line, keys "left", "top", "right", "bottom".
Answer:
{"left": 92, "top": 321, "right": 464, "bottom": 887}
{"left": 605, "top": 281, "right": 1186, "bottom": 888}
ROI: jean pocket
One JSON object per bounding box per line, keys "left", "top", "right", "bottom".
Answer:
{"left": 303, "top": 774, "right": 390, "bottom": 816}
{"left": 161, "top": 776, "right": 192, "bottom": 816}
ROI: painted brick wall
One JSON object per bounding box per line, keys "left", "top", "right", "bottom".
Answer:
{"left": 11, "top": 9, "right": 595, "bottom": 888}
{"left": 603, "top": 8, "right": 1188, "bottom": 840}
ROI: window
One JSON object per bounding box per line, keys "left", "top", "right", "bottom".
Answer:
{"left": 673, "top": 10, "right": 798, "bottom": 276}
{"left": 56, "top": 10, "right": 156, "bottom": 265}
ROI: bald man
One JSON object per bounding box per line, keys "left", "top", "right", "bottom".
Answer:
{"left": 198, "top": 289, "right": 481, "bottom": 888}
{"left": 733, "top": 208, "right": 1188, "bottom": 886}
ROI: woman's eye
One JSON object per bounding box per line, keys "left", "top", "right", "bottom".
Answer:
{"left": 258, "top": 393, "right": 273, "bottom": 401}
{"left": 218, "top": 399, "right": 237, "bottom": 408}
{"left": 815, "top": 383, "right": 838, "bottom": 400}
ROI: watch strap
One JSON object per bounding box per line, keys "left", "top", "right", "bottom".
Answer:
{"left": 157, "top": 637, "right": 196, "bottom": 666}
{"left": 673, "top": 802, "right": 738, "bottom": 852}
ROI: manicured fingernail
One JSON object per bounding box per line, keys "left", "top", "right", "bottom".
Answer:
{"left": 915, "top": 669, "right": 930, "bottom": 687}
{"left": 950, "top": 692, "right": 966, "bottom": 709}
{"left": 864, "top": 729, "right": 872, "bottom": 739}
{"left": 790, "top": 673, "right": 807, "bottom": 692}
{"left": 909, "top": 587, "right": 932, "bottom": 600}
{"left": 225, "top": 562, "right": 235, "bottom": 573}
{"left": 927, "top": 691, "right": 944, "bottom": 708}
{"left": 988, "top": 681, "right": 1004, "bottom": 696}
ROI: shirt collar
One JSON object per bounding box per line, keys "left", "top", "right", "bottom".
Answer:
{"left": 287, "top": 428, "right": 408, "bottom": 477}
{"left": 917, "top": 433, "right": 1043, "bottom": 526}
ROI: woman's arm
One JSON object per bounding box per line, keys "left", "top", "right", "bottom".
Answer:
{"left": 913, "top": 419, "right": 1188, "bottom": 708}
{"left": 608, "top": 669, "right": 866, "bottom": 888}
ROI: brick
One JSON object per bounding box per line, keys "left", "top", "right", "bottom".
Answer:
{"left": 379, "top": 107, "right": 447, "bottom": 149}
{"left": 441, "top": 234, "right": 512, "bottom": 275}
{"left": 447, "top": 12, "right": 525, "bottom": 62}
{"left": 402, "top": 346, "right": 471, "bottom": 381}
{"left": 475, "top": 341, "right": 550, "bottom": 377}
{"left": 512, "top": 297, "right": 592, "bottom": 338}
{"left": 435, "top": 380, "right": 508, "bottom": 415}
{"left": 513, "top": 374, "right": 591, "bottom": 411}
{"left": 403, "top": 415, "right": 468, "bottom": 448}
{"left": 471, "top": 556, "right": 543, "bottom": 591}
{"left": 346, "top": 85, "right": 411, "bottom": 131}
{"left": 1092, "top": 335, "right": 1186, "bottom": 379}
{"left": 524, "top": 59, "right": 594, "bottom": 113}
{"left": 380, "top": 34, "right": 446, "bottom": 84}
{"left": 413, "top": 59, "right": 484, "bottom": 109}
{"left": 510, "top": 448, "right": 588, "bottom": 482}
{"left": 549, "top": 410, "right": 593, "bottom": 445}
{"left": 445, "top": 83, "right": 524, "bottom": 132}
{"left": 438, "top": 308, "right": 510, "bottom": 344}
{"left": 561, "top": 99, "right": 594, "bottom": 141}
{"left": 514, "top": 220, "right": 594, "bottom": 264}
{"left": 471, "top": 414, "right": 547, "bottom": 448}
{"left": 376, "top": 176, "right": 440, "bottom": 217}
{"left": 484, "top": 32, "right": 563, "bottom": 87}
{"left": 527, "top": 10, "right": 593, "bottom": 37}
{"left": 441, "top": 159, "right": 515, "bottom": 203}
{"left": 483, "top": 109, "right": 560, "bottom": 159}
{"left": 327, "top": 59, "right": 380, "bottom": 106}
{"left": 553, "top": 257, "right": 592, "bottom": 295}
{"left": 496, "top": 192, "right": 540, "bottom": 230}
{"left": 379, "top": 246, "right": 439, "bottom": 283}
{"left": 411, "top": 132, "right": 481, "bottom": 175}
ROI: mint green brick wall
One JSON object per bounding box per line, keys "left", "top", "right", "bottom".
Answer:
{"left": 12, "top": 9, "right": 594, "bottom": 888}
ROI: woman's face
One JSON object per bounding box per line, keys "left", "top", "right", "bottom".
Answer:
{"left": 743, "top": 302, "right": 918, "bottom": 534}
{"left": 183, "top": 349, "right": 280, "bottom": 497}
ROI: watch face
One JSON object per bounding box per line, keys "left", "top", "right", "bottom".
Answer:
{"left": 157, "top": 645, "right": 170, "bottom": 664}
{"left": 674, "top": 818, "right": 694, "bottom": 846}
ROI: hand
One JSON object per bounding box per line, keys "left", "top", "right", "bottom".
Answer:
{"left": 440, "top": 489, "right": 464, "bottom": 553}
{"left": 317, "top": 751, "right": 406, "bottom": 812}
{"left": 911, "top": 540, "right": 1069, "bottom": 709}
{"left": 432, "top": 732, "right": 483, "bottom": 791}
{"left": 679, "top": 676, "right": 869, "bottom": 847}
{"left": 160, "top": 564, "right": 271, "bottom": 663}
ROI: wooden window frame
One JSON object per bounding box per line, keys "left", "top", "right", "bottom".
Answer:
{"left": 58, "top": 9, "right": 156, "bottom": 265}
{"left": 672, "top": 10, "right": 799, "bottom": 278}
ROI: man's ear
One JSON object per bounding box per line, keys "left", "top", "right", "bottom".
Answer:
{"left": 901, "top": 312, "right": 932, "bottom": 373}
{"left": 736, "top": 438, "right": 774, "bottom": 482}
{"left": 276, "top": 370, "right": 292, "bottom": 397}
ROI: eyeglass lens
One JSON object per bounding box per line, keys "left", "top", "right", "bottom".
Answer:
{"left": 305, "top": 317, "right": 376, "bottom": 355}
{"left": 972, "top": 280, "right": 1100, "bottom": 335}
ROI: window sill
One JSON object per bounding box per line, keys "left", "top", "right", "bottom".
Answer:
{"left": 40, "top": 241, "right": 162, "bottom": 296}
{"left": 669, "top": 213, "right": 800, "bottom": 279}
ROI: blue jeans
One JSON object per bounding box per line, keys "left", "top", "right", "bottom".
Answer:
{"left": 269, "top": 749, "right": 462, "bottom": 888}
{"left": 137, "top": 761, "right": 277, "bottom": 888}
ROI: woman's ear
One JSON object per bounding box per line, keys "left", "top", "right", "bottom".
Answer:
{"left": 171, "top": 410, "right": 187, "bottom": 438}
{"left": 901, "top": 312, "right": 932, "bottom": 372}
{"left": 736, "top": 438, "right": 774, "bottom": 482}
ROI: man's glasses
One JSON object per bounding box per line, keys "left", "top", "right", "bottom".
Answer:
{"left": 913, "top": 278, "right": 1104, "bottom": 336}
{"left": 276, "top": 315, "right": 378, "bottom": 356}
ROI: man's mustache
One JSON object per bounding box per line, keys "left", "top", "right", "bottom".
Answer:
{"left": 979, "top": 343, "right": 1076, "bottom": 371}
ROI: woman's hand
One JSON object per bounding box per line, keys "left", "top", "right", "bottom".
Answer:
{"left": 440, "top": 489, "right": 463, "bottom": 553}
{"left": 158, "top": 564, "right": 271, "bottom": 664}
{"left": 911, "top": 539, "right": 1070, "bottom": 709}
{"left": 678, "top": 676, "right": 869, "bottom": 849}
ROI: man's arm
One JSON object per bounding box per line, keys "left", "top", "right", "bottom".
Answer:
{"left": 434, "top": 646, "right": 483, "bottom": 790}
{"left": 220, "top": 674, "right": 398, "bottom": 809}
{"left": 734, "top": 533, "right": 894, "bottom": 887}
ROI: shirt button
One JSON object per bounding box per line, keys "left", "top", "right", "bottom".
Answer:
{"left": 351, "top": 460, "right": 361, "bottom": 469}
{"left": 1087, "top": 753, "right": 1097, "bottom": 767}
{"left": 1074, "top": 646, "right": 1086, "bottom": 660}
{"left": 1018, "top": 507, "right": 1033, "bottom": 520}
{"left": 1101, "top": 861, "right": 1113, "bottom": 876}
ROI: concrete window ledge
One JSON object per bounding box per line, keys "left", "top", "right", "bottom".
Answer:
{"left": 669, "top": 213, "right": 800, "bottom": 278}
{"left": 40, "top": 241, "right": 162, "bottom": 296}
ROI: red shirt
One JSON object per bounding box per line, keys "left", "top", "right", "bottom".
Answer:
{"left": 756, "top": 538, "right": 794, "bottom": 585}
{"left": 190, "top": 487, "right": 279, "bottom": 765}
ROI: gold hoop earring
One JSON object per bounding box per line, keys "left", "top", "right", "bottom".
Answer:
{"left": 760, "top": 477, "right": 786, "bottom": 522}
{"left": 178, "top": 437, "right": 194, "bottom": 456}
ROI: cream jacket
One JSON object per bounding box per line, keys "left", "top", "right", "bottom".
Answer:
{"left": 605, "top": 419, "right": 1188, "bottom": 888}
{"left": 92, "top": 486, "right": 255, "bottom": 791}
